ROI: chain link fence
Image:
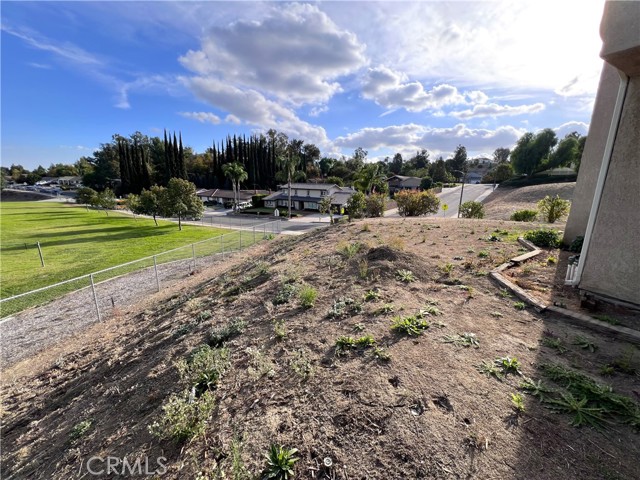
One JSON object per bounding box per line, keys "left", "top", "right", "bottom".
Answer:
{"left": 0, "top": 220, "right": 280, "bottom": 320}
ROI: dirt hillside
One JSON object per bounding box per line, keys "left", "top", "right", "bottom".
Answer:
{"left": 483, "top": 183, "right": 575, "bottom": 221}
{"left": 2, "top": 217, "right": 639, "bottom": 479}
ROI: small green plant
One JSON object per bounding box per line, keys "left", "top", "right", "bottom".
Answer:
{"left": 418, "top": 305, "right": 443, "bottom": 317}
{"left": 273, "top": 283, "right": 298, "bottom": 306}
{"left": 298, "top": 285, "right": 318, "bottom": 309}
{"left": 573, "top": 336, "right": 597, "bottom": 353}
{"left": 510, "top": 393, "right": 526, "bottom": 413}
{"left": 490, "top": 311, "right": 504, "bottom": 318}
{"left": 358, "top": 259, "right": 369, "bottom": 279}
{"left": 510, "top": 209, "right": 538, "bottom": 222}
{"left": 334, "top": 336, "right": 356, "bottom": 355}
{"left": 178, "top": 346, "right": 230, "bottom": 397}
{"left": 477, "top": 250, "right": 490, "bottom": 259}
{"left": 541, "top": 336, "right": 568, "bottom": 354}
{"left": 149, "top": 390, "right": 216, "bottom": 442}
{"left": 364, "top": 289, "right": 380, "bottom": 301}
{"left": 355, "top": 334, "right": 376, "bottom": 348}
{"left": 519, "top": 378, "right": 553, "bottom": 402}
{"left": 209, "top": 318, "right": 246, "bottom": 347}
{"left": 523, "top": 229, "right": 562, "bottom": 248}
{"left": 375, "top": 303, "right": 395, "bottom": 315}
{"left": 328, "top": 297, "right": 362, "bottom": 318}
{"left": 593, "top": 314, "right": 620, "bottom": 325}
{"left": 361, "top": 223, "right": 371, "bottom": 232}
{"left": 568, "top": 235, "right": 584, "bottom": 253}
{"left": 290, "top": 349, "right": 314, "bottom": 381}
{"left": 196, "top": 310, "right": 213, "bottom": 322}
{"left": 443, "top": 332, "right": 479, "bottom": 348}
{"left": 391, "top": 315, "right": 429, "bottom": 336}
{"left": 498, "top": 288, "right": 512, "bottom": 298}
{"left": 353, "top": 322, "right": 365, "bottom": 332}
{"left": 599, "top": 364, "right": 615, "bottom": 376}
{"left": 338, "top": 241, "right": 362, "bottom": 259}
{"left": 610, "top": 346, "right": 637, "bottom": 374}
{"left": 546, "top": 393, "right": 605, "bottom": 428}
{"left": 514, "top": 301, "right": 526, "bottom": 310}
{"left": 229, "top": 435, "right": 251, "bottom": 480}
{"left": 546, "top": 256, "right": 557, "bottom": 265}
{"left": 487, "top": 233, "right": 501, "bottom": 242}
{"left": 439, "top": 263, "right": 454, "bottom": 275}
{"left": 246, "top": 347, "right": 275, "bottom": 379}
{"left": 395, "top": 269, "right": 416, "bottom": 283}
{"left": 70, "top": 419, "right": 93, "bottom": 442}
{"left": 372, "top": 346, "right": 391, "bottom": 361}
{"left": 477, "top": 360, "right": 503, "bottom": 381}
{"left": 262, "top": 444, "right": 299, "bottom": 480}
{"left": 537, "top": 195, "right": 570, "bottom": 223}
{"left": 494, "top": 356, "right": 522, "bottom": 376}
{"left": 273, "top": 319, "right": 287, "bottom": 340}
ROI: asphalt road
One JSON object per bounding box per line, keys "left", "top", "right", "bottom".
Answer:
{"left": 433, "top": 184, "right": 496, "bottom": 218}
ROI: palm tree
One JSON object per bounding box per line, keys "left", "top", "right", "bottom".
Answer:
{"left": 277, "top": 154, "right": 298, "bottom": 218}
{"left": 222, "top": 162, "right": 248, "bottom": 211}
{"left": 356, "top": 163, "right": 386, "bottom": 195}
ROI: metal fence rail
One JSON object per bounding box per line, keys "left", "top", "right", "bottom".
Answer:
{"left": 0, "top": 220, "right": 280, "bottom": 320}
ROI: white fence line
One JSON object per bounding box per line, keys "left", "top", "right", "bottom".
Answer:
{"left": 0, "top": 219, "right": 281, "bottom": 319}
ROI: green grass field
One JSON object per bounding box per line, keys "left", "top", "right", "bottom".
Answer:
{"left": 0, "top": 201, "right": 234, "bottom": 299}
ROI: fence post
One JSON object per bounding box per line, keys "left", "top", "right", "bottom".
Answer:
{"left": 192, "top": 244, "right": 196, "bottom": 270}
{"left": 90, "top": 274, "right": 101, "bottom": 322}
{"left": 239, "top": 229, "right": 242, "bottom": 250}
{"left": 37, "top": 241, "right": 45, "bottom": 267}
{"left": 253, "top": 226, "right": 256, "bottom": 244}
{"left": 153, "top": 255, "right": 160, "bottom": 292}
{"left": 263, "top": 223, "right": 266, "bottom": 238}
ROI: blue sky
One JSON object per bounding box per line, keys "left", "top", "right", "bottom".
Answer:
{"left": 2, "top": 1, "right": 604, "bottom": 170}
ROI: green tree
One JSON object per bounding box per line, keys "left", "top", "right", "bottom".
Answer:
{"left": 431, "top": 158, "right": 451, "bottom": 183}
{"left": 160, "top": 178, "right": 204, "bottom": 230}
{"left": 483, "top": 163, "right": 514, "bottom": 183}
{"left": 76, "top": 187, "right": 98, "bottom": 205}
{"left": 546, "top": 134, "right": 580, "bottom": 170}
{"left": 345, "top": 191, "right": 366, "bottom": 219}
{"left": 493, "top": 147, "right": 511, "bottom": 163}
{"left": 449, "top": 145, "right": 468, "bottom": 180}
{"left": 129, "top": 186, "right": 164, "bottom": 226}
{"left": 389, "top": 153, "right": 403, "bottom": 174}
{"left": 319, "top": 195, "right": 335, "bottom": 224}
{"left": 222, "top": 162, "right": 248, "bottom": 211}
{"left": 356, "top": 163, "right": 387, "bottom": 195}
{"left": 96, "top": 188, "right": 116, "bottom": 215}
{"left": 511, "top": 129, "right": 558, "bottom": 176}
{"left": 277, "top": 153, "right": 298, "bottom": 218}
{"left": 420, "top": 177, "right": 433, "bottom": 190}
{"left": 395, "top": 190, "right": 440, "bottom": 216}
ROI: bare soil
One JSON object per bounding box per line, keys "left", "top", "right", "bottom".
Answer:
{"left": 2, "top": 217, "right": 639, "bottom": 480}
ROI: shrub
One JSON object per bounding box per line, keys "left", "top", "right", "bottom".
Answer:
{"left": 391, "top": 315, "right": 429, "bottom": 336}
{"left": 177, "top": 346, "right": 229, "bottom": 396}
{"left": 208, "top": 318, "right": 246, "bottom": 347}
{"left": 273, "top": 283, "right": 298, "bottom": 305}
{"left": 568, "top": 235, "right": 584, "bottom": 253}
{"left": 459, "top": 201, "right": 485, "bottom": 219}
{"left": 70, "top": 420, "right": 93, "bottom": 442}
{"left": 345, "top": 191, "right": 366, "bottom": 219}
{"left": 524, "top": 229, "right": 562, "bottom": 248}
{"left": 337, "top": 241, "right": 362, "bottom": 258}
{"left": 537, "top": 195, "right": 571, "bottom": 223}
{"left": 419, "top": 177, "right": 433, "bottom": 190}
{"left": 395, "top": 269, "right": 416, "bottom": 282}
{"left": 395, "top": 190, "right": 440, "bottom": 216}
{"left": 149, "top": 390, "right": 216, "bottom": 442}
{"left": 365, "top": 193, "right": 386, "bottom": 217}
{"left": 510, "top": 209, "right": 538, "bottom": 222}
{"left": 298, "top": 285, "right": 318, "bottom": 309}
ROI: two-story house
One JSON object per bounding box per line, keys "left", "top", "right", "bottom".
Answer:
{"left": 263, "top": 183, "right": 356, "bottom": 212}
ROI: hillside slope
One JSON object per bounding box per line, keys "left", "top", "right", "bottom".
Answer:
{"left": 483, "top": 183, "right": 575, "bottom": 221}
{"left": 2, "top": 217, "right": 638, "bottom": 479}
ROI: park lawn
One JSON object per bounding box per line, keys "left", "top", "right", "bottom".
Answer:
{"left": 0, "top": 201, "right": 229, "bottom": 298}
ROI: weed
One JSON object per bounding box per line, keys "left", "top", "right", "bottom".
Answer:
{"left": 547, "top": 256, "right": 557, "bottom": 265}
{"left": 395, "top": 269, "right": 416, "bottom": 283}
{"left": 375, "top": 303, "right": 395, "bottom": 315}
{"left": 391, "top": 315, "right": 430, "bottom": 336}
{"left": 490, "top": 311, "right": 504, "bottom": 318}
{"left": 496, "top": 356, "right": 522, "bottom": 375}
{"left": 477, "top": 360, "right": 503, "bottom": 381}
{"left": 610, "top": 346, "right": 637, "bottom": 374}
{"left": 599, "top": 364, "right": 615, "bottom": 376}
{"left": 209, "top": 318, "right": 246, "bottom": 347}
{"left": 593, "top": 314, "right": 620, "bottom": 325}
{"left": 328, "top": 297, "right": 362, "bottom": 319}
{"left": 364, "top": 289, "right": 380, "bottom": 301}
{"left": 573, "top": 336, "right": 597, "bottom": 353}
{"left": 388, "top": 236, "right": 406, "bottom": 251}
{"left": 338, "top": 241, "right": 362, "bottom": 259}
{"left": 290, "top": 349, "right": 314, "bottom": 381}
{"left": 519, "top": 378, "right": 553, "bottom": 402}
{"left": 546, "top": 393, "right": 605, "bottom": 428}
{"left": 246, "top": 347, "right": 275, "bottom": 379}
{"left": 477, "top": 250, "right": 490, "bottom": 259}
{"left": 510, "top": 393, "right": 526, "bottom": 413}
{"left": 443, "top": 332, "right": 479, "bottom": 348}
{"left": 149, "top": 389, "right": 216, "bottom": 442}
{"left": 263, "top": 233, "right": 275, "bottom": 240}
{"left": 69, "top": 419, "right": 92, "bottom": 442}
{"left": 361, "top": 223, "right": 371, "bottom": 232}
{"left": 273, "top": 319, "right": 287, "bottom": 340}
{"left": 229, "top": 435, "right": 250, "bottom": 480}
{"left": 355, "top": 334, "right": 376, "bottom": 348}
{"left": 510, "top": 209, "right": 538, "bottom": 222}
{"left": 358, "top": 259, "right": 369, "bottom": 279}
{"left": 439, "top": 263, "right": 454, "bottom": 276}
{"left": 262, "top": 445, "right": 299, "bottom": 480}
{"left": 418, "top": 305, "right": 443, "bottom": 317}
{"left": 178, "top": 346, "right": 230, "bottom": 397}
{"left": 334, "top": 336, "right": 356, "bottom": 355}
{"left": 254, "top": 261, "right": 270, "bottom": 275}
{"left": 488, "top": 234, "right": 502, "bottom": 242}
{"left": 353, "top": 322, "right": 365, "bottom": 332}
{"left": 372, "top": 346, "right": 392, "bottom": 361}
{"left": 197, "top": 310, "right": 213, "bottom": 322}
{"left": 498, "top": 289, "right": 512, "bottom": 298}
{"left": 541, "top": 337, "right": 568, "bottom": 354}
{"left": 514, "top": 301, "right": 526, "bottom": 310}
{"left": 466, "top": 248, "right": 475, "bottom": 253}
{"left": 273, "top": 283, "right": 298, "bottom": 306}
{"left": 523, "top": 229, "right": 561, "bottom": 248}
{"left": 298, "top": 284, "right": 318, "bottom": 309}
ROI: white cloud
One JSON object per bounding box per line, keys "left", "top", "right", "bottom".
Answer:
{"left": 309, "top": 105, "right": 329, "bottom": 117}
{"left": 554, "top": 121, "right": 589, "bottom": 138}
{"left": 450, "top": 102, "right": 545, "bottom": 119}
{"left": 179, "top": 3, "right": 366, "bottom": 106}
{"left": 179, "top": 111, "right": 221, "bottom": 124}
{"left": 225, "top": 114, "right": 241, "bottom": 125}
{"left": 335, "top": 123, "right": 525, "bottom": 157}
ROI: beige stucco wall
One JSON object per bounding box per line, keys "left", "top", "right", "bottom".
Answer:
{"left": 563, "top": 63, "right": 619, "bottom": 243}
{"left": 579, "top": 76, "right": 640, "bottom": 305}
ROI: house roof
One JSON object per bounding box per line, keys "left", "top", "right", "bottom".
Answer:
{"left": 388, "top": 175, "right": 422, "bottom": 187}
{"left": 196, "top": 189, "right": 255, "bottom": 200}
{"left": 264, "top": 190, "right": 355, "bottom": 205}
{"left": 278, "top": 183, "right": 337, "bottom": 189}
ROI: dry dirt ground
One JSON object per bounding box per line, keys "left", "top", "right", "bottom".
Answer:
{"left": 2, "top": 217, "right": 639, "bottom": 480}
{"left": 483, "top": 183, "right": 575, "bottom": 221}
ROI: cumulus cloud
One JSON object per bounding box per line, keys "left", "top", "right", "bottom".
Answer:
{"left": 450, "top": 102, "right": 545, "bottom": 119}
{"left": 179, "top": 3, "right": 366, "bottom": 106}
{"left": 554, "top": 121, "right": 589, "bottom": 138}
{"left": 178, "top": 111, "right": 221, "bottom": 124}
{"left": 309, "top": 105, "right": 329, "bottom": 117}
{"left": 334, "top": 123, "right": 525, "bottom": 156}
{"left": 361, "top": 65, "right": 475, "bottom": 112}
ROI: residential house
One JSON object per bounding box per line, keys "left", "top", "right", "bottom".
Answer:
{"left": 196, "top": 189, "right": 269, "bottom": 206}
{"left": 58, "top": 176, "right": 83, "bottom": 187}
{"left": 563, "top": 1, "right": 640, "bottom": 308}
{"left": 387, "top": 175, "right": 422, "bottom": 193}
{"left": 263, "top": 183, "right": 356, "bottom": 211}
